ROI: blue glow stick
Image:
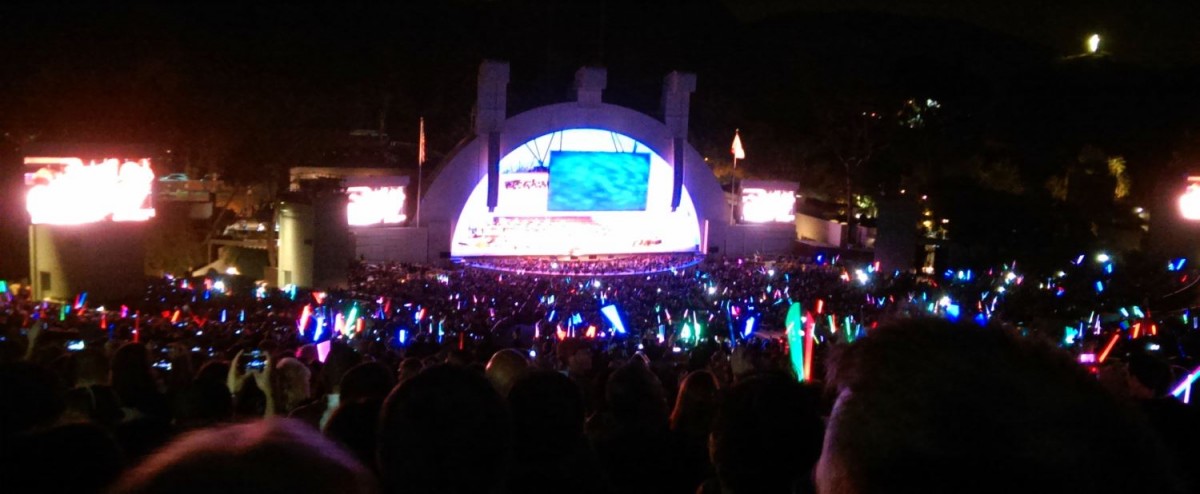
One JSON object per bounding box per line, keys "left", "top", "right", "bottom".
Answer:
{"left": 600, "top": 304, "right": 627, "bottom": 335}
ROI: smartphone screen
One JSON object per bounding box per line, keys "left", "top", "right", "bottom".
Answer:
{"left": 66, "top": 340, "right": 86, "bottom": 352}
{"left": 242, "top": 349, "right": 268, "bottom": 371}
{"left": 152, "top": 359, "right": 172, "bottom": 372}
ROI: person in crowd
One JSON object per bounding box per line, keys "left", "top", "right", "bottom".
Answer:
{"left": 816, "top": 318, "right": 1182, "bottom": 494}
{"left": 591, "top": 360, "right": 690, "bottom": 494}
{"left": 108, "top": 419, "right": 376, "bottom": 494}
{"left": 377, "top": 364, "right": 511, "bottom": 494}
{"left": 2, "top": 422, "right": 125, "bottom": 494}
{"left": 705, "top": 374, "right": 823, "bottom": 494}
{"left": 507, "top": 370, "right": 609, "bottom": 494}
{"left": 272, "top": 357, "right": 313, "bottom": 414}
{"left": 62, "top": 347, "right": 124, "bottom": 426}
{"left": 485, "top": 348, "right": 530, "bottom": 398}
{"left": 1123, "top": 350, "right": 1200, "bottom": 493}
{"left": 226, "top": 349, "right": 277, "bottom": 418}
{"left": 339, "top": 361, "right": 397, "bottom": 405}
{"left": 111, "top": 343, "right": 169, "bottom": 420}
{"left": 670, "top": 370, "right": 721, "bottom": 492}
{"left": 396, "top": 357, "right": 423, "bottom": 384}
{"left": 323, "top": 397, "right": 385, "bottom": 474}
{"left": 0, "top": 361, "right": 66, "bottom": 438}
{"left": 291, "top": 342, "right": 361, "bottom": 429}
{"left": 111, "top": 343, "right": 175, "bottom": 460}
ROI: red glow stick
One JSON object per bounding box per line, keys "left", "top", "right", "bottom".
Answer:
{"left": 1098, "top": 332, "right": 1120, "bottom": 363}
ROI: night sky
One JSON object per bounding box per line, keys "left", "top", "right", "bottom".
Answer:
{"left": 1, "top": 1, "right": 1198, "bottom": 278}
{"left": 731, "top": 0, "right": 1200, "bottom": 67}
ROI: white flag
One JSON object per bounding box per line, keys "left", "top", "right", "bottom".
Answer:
{"left": 731, "top": 130, "right": 745, "bottom": 160}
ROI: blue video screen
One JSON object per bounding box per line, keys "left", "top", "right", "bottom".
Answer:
{"left": 547, "top": 151, "right": 650, "bottom": 211}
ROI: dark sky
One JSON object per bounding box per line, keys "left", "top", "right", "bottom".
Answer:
{"left": 728, "top": 0, "right": 1200, "bottom": 66}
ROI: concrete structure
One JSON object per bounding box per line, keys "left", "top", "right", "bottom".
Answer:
{"left": 276, "top": 191, "right": 354, "bottom": 289}
{"left": 29, "top": 222, "right": 148, "bottom": 303}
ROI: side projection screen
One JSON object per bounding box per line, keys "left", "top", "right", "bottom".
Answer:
{"left": 547, "top": 151, "right": 650, "bottom": 211}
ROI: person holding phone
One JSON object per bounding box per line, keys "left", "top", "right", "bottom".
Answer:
{"left": 226, "top": 349, "right": 276, "bottom": 418}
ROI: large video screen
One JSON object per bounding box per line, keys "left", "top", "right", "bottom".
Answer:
{"left": 740, "top": 180, "right": 798, "bottom": 223}
{"left": 24, "top": 157, "right": 156, "bottom": 225}
{"left": 345, "top": 176, "right": 409, "bottom": 227}
{"left": 547, "top": 151, "right": 649, "bottom": 211}
{"left": 451, "top": 128, "right": 701, "bottom": 257}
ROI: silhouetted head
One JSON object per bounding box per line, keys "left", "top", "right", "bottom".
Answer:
{"left": 340, "top": 362, "right": 396, "bottom": 404}
{"left": 508, "top": 370, "right": 584, "bottom": 458}
{"left": 0, "top": 361, "right": 65, "bottom": 437}
{"left": 320, "top": 342, "right": 362, "bottom": 395}
{"left": 324, "top": 398, "right": 385, "bottom": 471}
{"left": 670, "top": 370, "right": 721, "bottom": 438}
{"left": 605, "top": 361, "right": 669, "bottom": 436}
{"left": 711, "top": 373, "right": 822, "bottom": 494}
{"left": 485, "top": 348, "right": 530, "bottom": 398}
{"left": 109, "top": 419, "right": 375, "bottom": 494}
{"left": 378, "top": 364, "right": 510, "bottom": 494}
{"left": 110, "top": 343, "right": 157, "bottom": 411}
{"left": 4, "top": 422, "right": 125, "bottom": 494}
{"left": 818, "top": 318, "right": 1178, "bottom": 494}
{"left": 396, "top": 358, "right": 423, "bottom": 384}
{"left": 274, "top": 357, "right": 313, "bottom": 412}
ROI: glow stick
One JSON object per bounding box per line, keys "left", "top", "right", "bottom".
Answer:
{"left": 600, "top": 305, "right": 627, "bottom": 334}
{"left": 298, "top": 305, "right": 312, "bottom": 335}
{"left": 1097, "top": 332, "right": 1120, "bottom": 363}
{"left": 313, "top": 313, "right": 325, "bottom": 341}
{"left": 1170, "top": 365, "right": 1200, "bottom": 398}
{"left": 785, "top": 303, "right": 805, "bottom": 381}
{"left": 316, "top": 340, "right": 331, "bottom": 363}
{"left": 803, "top": 311, "right": 815, "bottom": 381}
{"left": 345, "top": 305, "right": 359, "bottom": 336}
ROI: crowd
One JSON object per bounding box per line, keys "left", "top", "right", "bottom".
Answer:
{"left": 1, "top": 254, "right": 1198, "bottom": 493}
{"left": 460, "top": 253, "right": 702, "bottom": 276}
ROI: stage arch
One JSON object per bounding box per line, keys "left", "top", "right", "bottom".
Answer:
{"left": 421, "top": 107, "right": 727, "bottom": 260}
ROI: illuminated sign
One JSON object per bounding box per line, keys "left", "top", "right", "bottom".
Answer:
{"left": 24, "top": 157, "right": 155, "bottom": 225}
{"left": 1182, "top": 176, "right": 1200, "bottom": 221}
{"left": 740, "top": 180, "right": 797, "bottom": 223}
{"left": 347, "top": 186, "right": 408, "bottom": 226}
{"left": 451, "top": 128, "right": 701, "bottom": 257}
